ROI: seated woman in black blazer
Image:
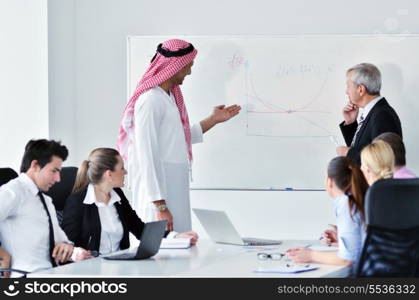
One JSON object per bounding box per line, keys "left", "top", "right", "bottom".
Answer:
{"left": 62, "top": 148, "right": 198, "bottom": 257}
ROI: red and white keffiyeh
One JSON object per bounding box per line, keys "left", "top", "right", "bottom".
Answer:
{"left": 117, "top": 39, "right": 197, "bottom": 162}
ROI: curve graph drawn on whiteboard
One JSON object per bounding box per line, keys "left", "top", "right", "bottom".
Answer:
{"left": 240, "top": 58, "right": 338, "bottom": 139}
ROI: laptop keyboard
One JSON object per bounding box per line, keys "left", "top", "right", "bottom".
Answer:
{"left": 243, "top": 238, "right": 282, "bottom": 246}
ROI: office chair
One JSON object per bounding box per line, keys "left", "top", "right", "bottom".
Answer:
{"left": 45, "top": 166, "right": 78, "bottom": 226}
{"left": 355, "top": 178, "right": 419, "bottom": 277}
{"left": 0, "top": 168, "right": 18, "bottom": 187}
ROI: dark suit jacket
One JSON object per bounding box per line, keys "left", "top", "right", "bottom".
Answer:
{"left": 62, "top": 187, "right": 167, "bottom": 252}
{"left": 340, "top": 98, "right": 402, "bottom": 165}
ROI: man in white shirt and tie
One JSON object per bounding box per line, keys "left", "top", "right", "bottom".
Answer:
{"left": 0, "top": 139, "right": 75, "bottom": 277}
{"left": 336, "top": 63, "right": 402, "bottom": 165}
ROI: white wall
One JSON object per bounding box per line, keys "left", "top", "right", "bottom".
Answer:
{"left": 67, "top": 0, "right": 419, "bottom": 165}
{"left": 190, "top": 190, "right": 335, "bottom": 240}
{"left": 0, "top": 0, "right": 49, "bottom": 171}
{"left": 48, "top": 0, "right": 76, "bottom": 165}
{"left": 47, "top": 0, "right": 419, "bottom": 238}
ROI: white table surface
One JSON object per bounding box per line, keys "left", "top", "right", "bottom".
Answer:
{"left": 28, "top": 240, "right": 349, "bottom": 278}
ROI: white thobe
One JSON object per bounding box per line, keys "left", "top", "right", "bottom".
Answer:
{"left": 128, "top": 86, "right": 203, "bottom": 232}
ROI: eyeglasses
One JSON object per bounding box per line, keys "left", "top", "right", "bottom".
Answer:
{"left": 257, "top": 252, "right": 286, "bottom": 261}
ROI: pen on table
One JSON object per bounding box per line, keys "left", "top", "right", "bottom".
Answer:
{"left": 285, "top": 187, "right": 293, "bottom": 191}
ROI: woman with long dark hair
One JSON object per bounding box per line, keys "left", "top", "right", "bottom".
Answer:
{"left": 286, "top": 156, "right": 369, "bottom": 265}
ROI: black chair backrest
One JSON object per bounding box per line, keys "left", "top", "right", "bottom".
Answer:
{"left": 0, "top": 168, "right": 18, "bottom": 187}
{"left": 355, "top": 178, "right": 419, "bottom": 277}
{"left": 365, "top": 178, "right": 419, "bottom": 229}
{"left": 45, "top": 166, "right": 78, "bottom": 211}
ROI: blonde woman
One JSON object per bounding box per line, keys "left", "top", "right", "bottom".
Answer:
{"left": 62, "top": 148, "right": 197, "bottom": 257}
{"left": 360, "top": 140, "right": 395, "bottom": 186}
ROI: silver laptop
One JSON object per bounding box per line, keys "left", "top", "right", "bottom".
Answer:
{"left": 193, "top": 208, "right": 281, "bottom": 246}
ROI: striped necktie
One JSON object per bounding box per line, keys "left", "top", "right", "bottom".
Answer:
{"left": 350, "top": 114, "right": 365, "bottom": 147}
{"left": 38, "top": 191, "right": 57, "bottom": 267}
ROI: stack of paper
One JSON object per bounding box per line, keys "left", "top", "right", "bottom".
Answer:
{"left": 160, "top": 238, "right": 191, "bottom": 249}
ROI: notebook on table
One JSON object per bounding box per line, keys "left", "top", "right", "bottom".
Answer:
{"left": 160, "top": 237, "right": 191, "bottom": 249}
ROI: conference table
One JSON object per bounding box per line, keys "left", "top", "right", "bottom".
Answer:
{"left": 28, "top": 240, "right": 349, "bottom": 278}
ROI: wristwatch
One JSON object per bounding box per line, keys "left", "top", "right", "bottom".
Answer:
{"left": 156, "top": 204, "right": 167, "bottom": 212}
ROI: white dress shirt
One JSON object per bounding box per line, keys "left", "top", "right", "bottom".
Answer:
{"left": 83, "top": 184, "right": 124, "bottom": 255}
{"left": 128, "top": 86, "right": 203, "bottom": 232}
{"left": 0, "top": 173, "right": 71, "bottom": 277}
{"left": 334, "top": 194, "right": 366, "bottom": 262}
{"left": 358, "top": 96, "right": 383, "bottom": 122}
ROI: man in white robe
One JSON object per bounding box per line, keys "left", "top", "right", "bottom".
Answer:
{"left": 118, "top": 39, "right": 240, "bottom": 232}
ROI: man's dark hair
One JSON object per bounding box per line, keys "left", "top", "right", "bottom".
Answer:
{"left": 373, "top": 132, "right": 406, "bottom": 167}
{"left": 20, "top": 139, "right": 68, "bottom": 172}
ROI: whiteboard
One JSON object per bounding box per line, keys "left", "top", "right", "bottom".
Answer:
{"left": 128, "top": 35, "right": 419, "bottom": 189}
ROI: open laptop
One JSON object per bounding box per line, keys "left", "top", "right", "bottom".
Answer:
{"left": 103, "top": 220, "right": 167, "bottom": 260}
{"left": 193, "top": 208, "right": 281, "bottom": 246}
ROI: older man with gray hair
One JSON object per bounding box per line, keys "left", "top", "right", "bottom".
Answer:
{"left": 336, "top": 63, "right": 402, "bottom": 165}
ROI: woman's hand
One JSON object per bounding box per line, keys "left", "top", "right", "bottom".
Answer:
{"left": 320, "top": 224, "right": 338, "bottom": 246}
{"left": 286, "top": 247, "right": 313, "bottom": 263}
